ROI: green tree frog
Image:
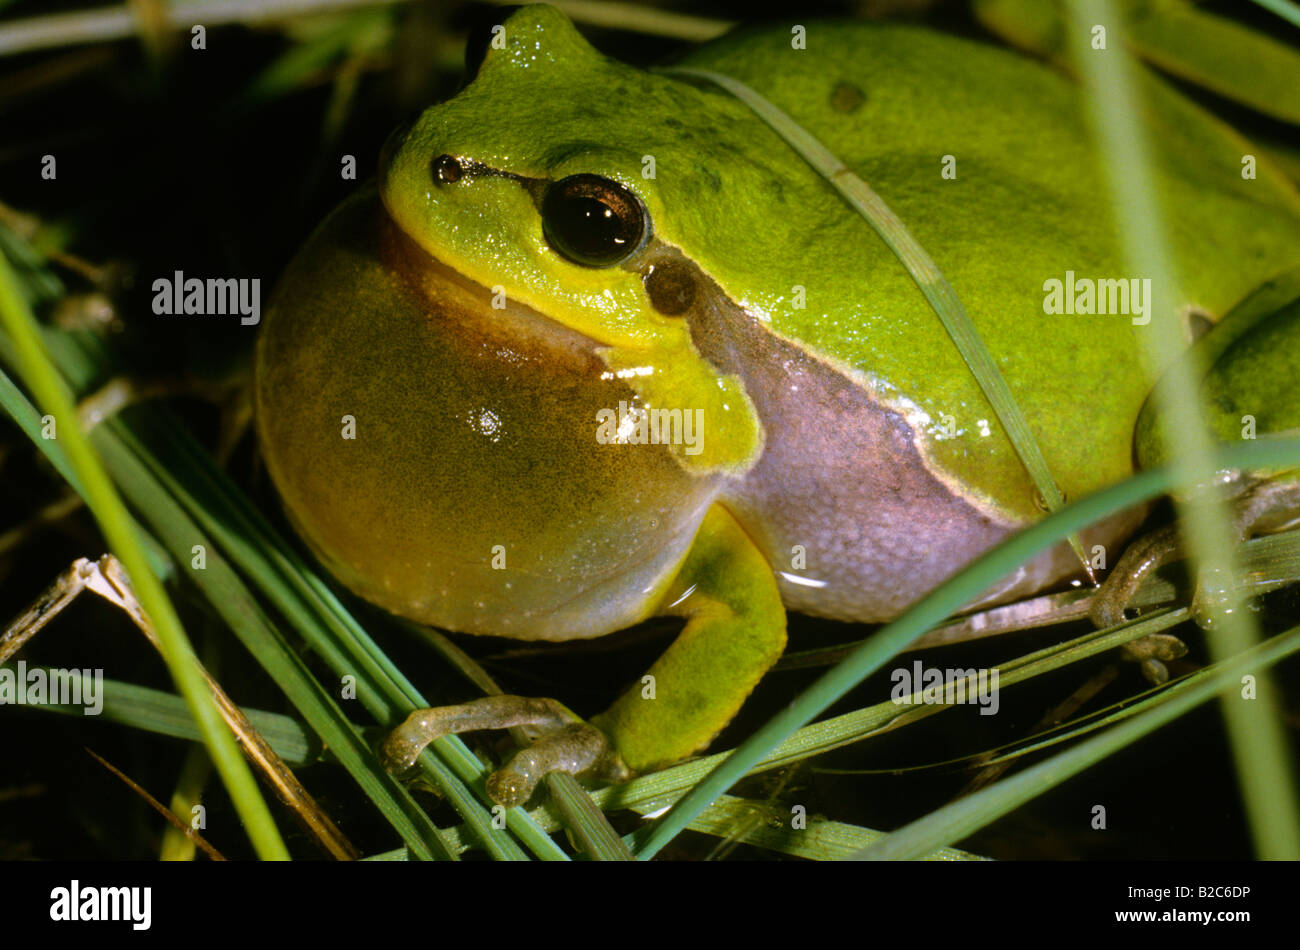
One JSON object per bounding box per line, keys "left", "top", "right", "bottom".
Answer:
{"left": 254, "top": 5, "right": 1300, "bottom": 806}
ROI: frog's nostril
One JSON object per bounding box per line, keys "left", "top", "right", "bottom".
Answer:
{"left": 432, "top": 154, "right": 464, "bottom": 184}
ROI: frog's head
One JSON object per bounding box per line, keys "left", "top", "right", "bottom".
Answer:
{"left": 256, "top": 6, "right": 766, "bottom": 639}
{"left": 379, "top": 3, "right": 772, "bottom": 475}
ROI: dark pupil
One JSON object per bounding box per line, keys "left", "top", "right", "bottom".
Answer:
{"left": 559, "top": 197, "right": 623, "bottom": 251}
{"left": 543, "top": 175, "right": 646, "bottom": 267}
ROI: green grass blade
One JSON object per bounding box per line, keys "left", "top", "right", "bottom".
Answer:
{"left": 0, "top": 251, "right": 289, "bottom": 860}
{"left": 8, "top": 666, "right": 317, "bottom": 767}
{"left": 1252, "top": 0, "right": 1300, "bottom": 30}
{"left": 936, "top": 634, "right": 1297, "bottom": 774}
{"left": 634, "top": 794, "right": 986, "bottom": 861}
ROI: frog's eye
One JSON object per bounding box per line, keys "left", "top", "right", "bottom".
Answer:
{"left": 542, "top": 174, "right": 650, "bottom": 268}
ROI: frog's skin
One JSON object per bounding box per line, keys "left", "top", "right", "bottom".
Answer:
{"left": 254, "top": 5, "right": 1300, "bottom": 804}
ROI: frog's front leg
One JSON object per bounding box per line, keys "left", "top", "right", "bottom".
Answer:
{"left": 382, "top": 503, "right": 787, "bottom": 807}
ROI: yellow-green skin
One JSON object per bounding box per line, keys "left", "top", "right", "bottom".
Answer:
{"left": 255, "top": 6, "right": 1300, "bottom": 773}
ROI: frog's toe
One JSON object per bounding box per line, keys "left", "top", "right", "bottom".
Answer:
{"left": 379, "top": 720, "right": 428, "bottom": 774}
{"left": 1119, "top": 634, "right": 1188, "bottom": 686}
{"left": 1140, "top": 658, "right": 1169, "bottom": 685}
{"left": 486, "top": 722, "right": 630, "bottom": 808}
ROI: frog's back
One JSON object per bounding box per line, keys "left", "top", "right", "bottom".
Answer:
{"left": 673, "top": 23, "right": 1300, "bottom": 620}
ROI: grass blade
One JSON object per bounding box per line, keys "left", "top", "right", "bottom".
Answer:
{"left": 0, "top": 251, "right": 289, "bottom": 860}
{"left": 853, "top": 623, "right": 1300, "bottom": 859}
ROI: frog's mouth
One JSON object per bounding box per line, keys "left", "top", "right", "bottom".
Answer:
{"left": 376, "top": 207, "right": 611, "bottom": 372}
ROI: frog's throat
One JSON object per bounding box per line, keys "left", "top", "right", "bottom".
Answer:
{"left": 259, "top": 192, "right": 725, "bottom": 642}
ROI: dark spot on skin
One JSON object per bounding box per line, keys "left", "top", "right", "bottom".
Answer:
{"left": 644, "top": 260, "right": 697, "bottom": 316}
{"left": 830, "top": 81, "right": 866, "bottom": 114}
{"left": 1214, "top": 394, "right": 1236, "bottom": 414}
{"left": 1185, "top": 307, "right": 1215, "bottom": 343}
{"left": 696, "top": 165, "right": 722, "bottom": 191}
